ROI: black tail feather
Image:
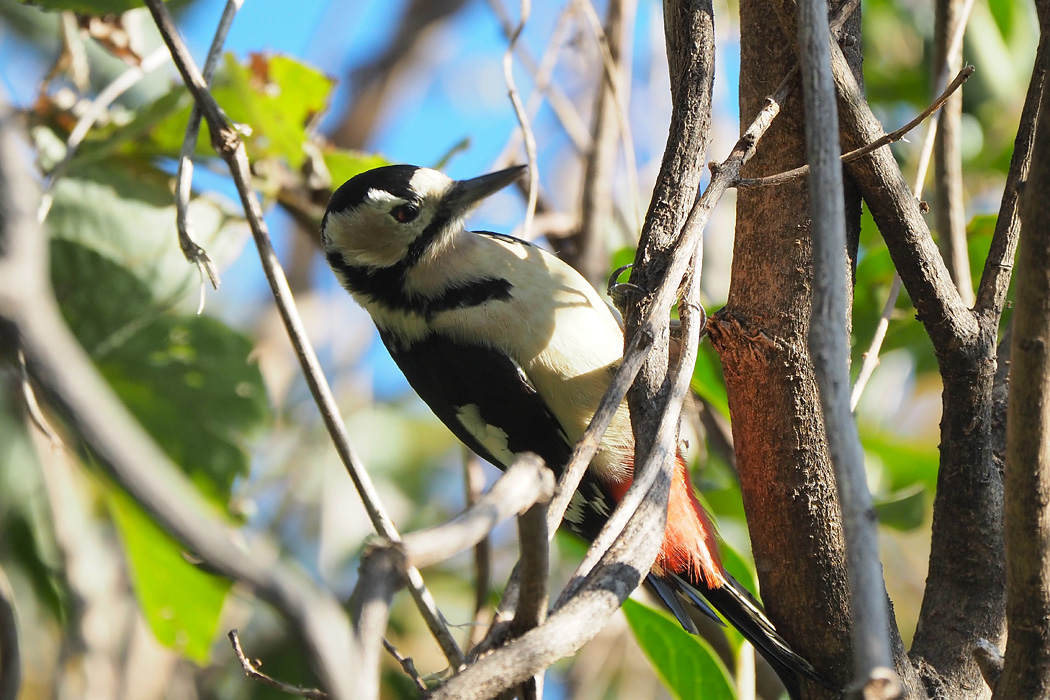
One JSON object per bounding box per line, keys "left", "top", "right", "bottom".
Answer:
{"left": 659, "top": 572, "right": 836, "bottom": 699}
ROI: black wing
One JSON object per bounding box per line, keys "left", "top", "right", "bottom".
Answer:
{"left": 379, "top": 329, "right": 624, "bottom": 544}
{"left": 379, "top": 330, "right": 574, "bottom": 472}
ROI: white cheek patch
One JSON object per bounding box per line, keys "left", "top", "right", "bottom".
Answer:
{"left": 455, "top": 404, "right": 516, "bottom": 466}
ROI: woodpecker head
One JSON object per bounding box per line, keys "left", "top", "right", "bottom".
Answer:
{"left": 321, "top": 164, "right": 526, "bottom": 270}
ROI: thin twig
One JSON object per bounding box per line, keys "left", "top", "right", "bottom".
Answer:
{"left": 501, "top": 0, "right": 539, "bottom": 239}
{"left": 576, "top": 0, "right": 641, "bottom": 233}
{"left": 383, "top": 639, "right": 429, "bottom": 693}
{"left": 850, "top": 1, "right": 975, "bottom": 409}
{"left": 570, "top": 0, "right": 633, "bottom": 284}
{"left": 486, "top": 0, "right": 592, "bottom": 153}
{"left": 401, "top": 455, "right": 554, "bottom": 568}
{"left": 735, "top": 65, "right": 974, "bottom": 190}
{"left": 492, "top": 4, "right": 579, "bottom": 173}
{"left": 850, "top": 276, "right": 902, "bottom": 411}
{"left": 141, "top": 0, "right": 465, "bottom": 668}
{"left": 175, "top": 0, "right": 243, "bottom": 312}
{"left": 17, "top": 349, "right": 62, "bottom": 447}
{"left": 229, "top": 630, "right": 327, "bottom": 700}
{"left": 463, "top": 452, "right": 492, "bottom": 649}
{"left": 38, "top": 46, "right": 170, "bottom": 223}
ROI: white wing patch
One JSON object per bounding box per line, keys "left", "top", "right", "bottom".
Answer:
{"left": 588, "top": 484, "right": 611, "bottom": 517}
{"left": 455, "top": 404, "right": 516, "bottom": 465}
{"left": 565, "top": 491, "right": 587, "bottom": 525}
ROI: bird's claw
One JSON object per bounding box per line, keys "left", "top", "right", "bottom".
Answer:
{"left": 607, "top": 263, "right": 649, "bottom": 316}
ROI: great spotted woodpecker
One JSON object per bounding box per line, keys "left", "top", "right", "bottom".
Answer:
{"left": 321, "top": 164, "right": 828, "bottom": 697}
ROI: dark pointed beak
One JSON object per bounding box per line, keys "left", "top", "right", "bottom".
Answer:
{"left": 446, "top": 165, "right": 527, "bottom": 213}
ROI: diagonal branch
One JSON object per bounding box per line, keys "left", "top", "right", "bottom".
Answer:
{"left": 140, "top": 0, "right": 465, "bottom": 668}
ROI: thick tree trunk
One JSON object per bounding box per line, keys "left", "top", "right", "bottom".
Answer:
{"left": 707, "top": 2, "right": 871, "bottom": 697}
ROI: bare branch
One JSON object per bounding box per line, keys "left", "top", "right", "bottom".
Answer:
{"left": 229, "top": 630, "right": 327, "bottom": 700}
{"left": 501, "top": 0, "right": 539, "bottom": 239}
{"left": 352, "top": 545, "right": 407, "bottom": 700}
{"left": 464, "top": 453, "right": 493, "bottom": 649}
{"left": 797, "top": 0, "right": 898, "bottom": 694}
{"left": 401, "top": 454, "right": 554, "bottom": 568}
{"left": 995, "top": 59, "right": 1050, "bottom": 699}
{"left": 0, "top": 98, "right": 360, "bottom": 699}
{"left": 933, "top": 0, "right": 975, "bottom": 305}
{"left": 0, "top": 565, "right": 19, "bottom": 700}
{"left": 383, "top": 639, "right": 429, "bottom": 694}
{"left": 140, "top": 0, "right": 465, "bottom": 667}
{"left": 735, "top": 66, "right": 975, "bottom": 190}
{"left": 975, "top": 28, "right": 1049, "bottom": 318}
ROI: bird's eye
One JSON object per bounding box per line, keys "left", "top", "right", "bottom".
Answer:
{"left": 390, "top": 203, "right": 420, "bottom": 223}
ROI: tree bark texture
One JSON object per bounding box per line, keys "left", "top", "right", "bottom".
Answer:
{"left": 707, "top": 1, "right": 862, "bottom": 695}
{"left": 994, "top": 63, "right": 1050, "bottom": 700}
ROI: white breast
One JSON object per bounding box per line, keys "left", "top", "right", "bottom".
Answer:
{"left": 423, "top": 234, "right": 636, "bottom": 482}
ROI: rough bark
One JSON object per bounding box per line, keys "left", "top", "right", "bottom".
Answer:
{"left": 994, "top": 59, "right": 1050, "bottom": 700}
{"left": 706, "top": 0, "right": 863, "bottom": 695}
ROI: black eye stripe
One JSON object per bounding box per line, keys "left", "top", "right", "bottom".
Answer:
{"left": 391, "top": 203, "right": 420, "bottom": 223}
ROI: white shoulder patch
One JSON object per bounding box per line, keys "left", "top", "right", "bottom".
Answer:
{"left": 455, "top": 404, "right": 516, "bottom": 466}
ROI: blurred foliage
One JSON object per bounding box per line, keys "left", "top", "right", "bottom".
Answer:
{"left": 0, "top": 0, "right": 1039, "bottom": 698}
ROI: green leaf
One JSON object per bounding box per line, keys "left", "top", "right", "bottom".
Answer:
{"left": 47, "top": 162, "right": 246, "bottom": 303}
{"left": 104, "top": 482, "right": 230, "bottom": 663}
{"left": 623, "top": 598, "right": 737, "bottom": 700}
{"left": 873, "top": 483, "right": 928, "bottom": 531}
{"left": 52, "top": 241, "right": 269, "bottom": 505}
{"left": 324, "top": 149, "right": 390, "bottom": 187}
{"left": 862, "top": 428, "right": 939, "bottom": 492}
{"left": 691, "top": 344, "right": 729, "bottom": 419}
{"left": 216, "top": 53, "right": 333, "bottom": 169}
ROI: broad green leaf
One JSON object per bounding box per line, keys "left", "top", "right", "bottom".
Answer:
{"left": 105, "top": 482, "right": 230, "bottom": 663}
{"left": 216, "top": 53, "right": 332, "bottom": 169}
{"left": 691, "top": 344, "right": 729, "bottom": 419}
{"left": 52, "top": 241, "right": 269, "bottom": 504}
{"left": 873, "top": 483, "right": 928, "bottom": 531}
{"left": 324, "top": 149, "right": 389, "bottom": 187}
{"left": 47, "top": 163, "right": 246, "bottom": 303}
{"left": 623, "top": 598, "right": 737, "bottom": 700}
{"left": 862, "top": 429, "right": 939, "bottom": 492}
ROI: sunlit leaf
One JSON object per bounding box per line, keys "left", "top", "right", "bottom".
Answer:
{"left": 623, "top": 598, "right": 737, "bottom": 700}
{"left": 51, "top": 241, "right": 269, "bottom": 504}
{"left": 324, "top": 149, "right": 389, "bottom": 187}
{"left": 105, "top": 482, "right": 230, "bottom": 663}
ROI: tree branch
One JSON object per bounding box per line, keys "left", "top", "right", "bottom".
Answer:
{"left": 0, "top": 99, "right": 360, "bottom": 699}
{"left": 140, "top": 0, "right": 465, "bottom": 668}
{"left": 400, "top": 455, "right": 554, "bottom": 569}
{"left": 994, "top": 52, "right": 1050, "bottom": 700}
{"left": 932, "top": 0, "right": 974, "bottom": 305}
{"left": 797, "top": 0, "right": 898, "bottom": 694}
